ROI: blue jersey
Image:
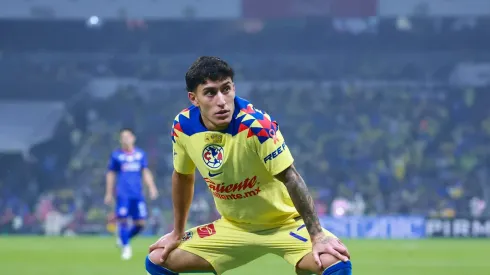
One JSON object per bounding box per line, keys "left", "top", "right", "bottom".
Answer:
{"left": 108, "top": 148, "right": 148, "bottom": 199}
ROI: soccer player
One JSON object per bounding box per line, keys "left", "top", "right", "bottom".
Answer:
{"left": 105, "top": 128, "right": 159, "bottom": 260}
{"left": 146, "top": 57, "right": 352, "bottom": 275}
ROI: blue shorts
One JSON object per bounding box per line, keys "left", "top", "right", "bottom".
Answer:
{"left": 115, "top": 197, "right": 147, "bottom": 220}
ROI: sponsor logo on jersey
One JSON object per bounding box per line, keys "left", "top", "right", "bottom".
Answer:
{"left": 202, "top": 144, "right": 224, "bottom": 169}
{"left": 118, "top": 152, "right": 142, "bottom": 162}
{"left": 122, "top": 162, "right": 141, "bottom": 172}
{"left": 208, "top": 171, "right": 223, "bottom": 177}
{"left": 197, "top": 223, "right": 216, "bottom": 238}
{"left": 204, "top": 176, "right": 261, "bottom": 200}
{"left": 264, "top": 142, "right": 287, "bottom": 163}
{"left": 204, "top": 133, "right": 224, "bottom": 144}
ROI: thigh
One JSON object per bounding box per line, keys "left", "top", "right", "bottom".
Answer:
{"left": 149, "top": 247, "right": 215, "bottom": 273}
{"left": 264, "top": 220, "right": 337, "bottom": 272}
{"left": 178, "top": 220, "right": 264, "bottom": 275}
{"left": 128, "top": 198, "right": 147, "bottom": 220}
{"left": 115, "top": 197, "right": 129, "bottom": 219}
{"left": 296, "top": 253, "right": 342, "bottom": 275}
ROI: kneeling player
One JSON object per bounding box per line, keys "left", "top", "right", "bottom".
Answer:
{"left": 146, "top": 57, "right": 352, "bottom": 274}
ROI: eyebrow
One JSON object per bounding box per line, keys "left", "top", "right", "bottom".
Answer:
{"left": 203, "top": 81, "right": 232, "bottom": 92}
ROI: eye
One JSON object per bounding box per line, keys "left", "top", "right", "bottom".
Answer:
{"left": 205, "top": 90, "right": 217, "bottom": 97}
{"left": 222, "top": 86, "right": 231, "bottom": 93}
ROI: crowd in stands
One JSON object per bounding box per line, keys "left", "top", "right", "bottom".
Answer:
{"left": 1, "top": 52, "right": 489, "bottom": 235}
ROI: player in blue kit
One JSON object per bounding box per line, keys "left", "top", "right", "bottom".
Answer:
{"left": 105, "top": 128, "right": 159, "bottom": 260}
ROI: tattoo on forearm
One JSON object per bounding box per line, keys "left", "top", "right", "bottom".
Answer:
{"left": 278, "top": 166, "right": 322, "bottom": 238}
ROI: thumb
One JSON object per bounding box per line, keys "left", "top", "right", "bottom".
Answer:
{"left": 148, "top": 242, "right": 159, "bottom": 253}
{"left": 313, "top": 252, "right": 322, "bottom": 268}
{"left": 160, "top": 247, "right": 171, "bottom": 263}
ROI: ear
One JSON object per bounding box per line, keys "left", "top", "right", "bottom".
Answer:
{"left": 188, "top": 92, "right": 199, "bottom": 107}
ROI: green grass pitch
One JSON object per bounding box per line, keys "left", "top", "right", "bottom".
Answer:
{"left": 0, "top": 236, "right": 488, "bottom": 275}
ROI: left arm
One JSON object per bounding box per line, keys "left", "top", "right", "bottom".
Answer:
{"left": 141, "top": 152, "right": 158, "bottom": 200}
{"left": 276, "top": 164, "right": 350, "bottom": 265}
{"left": 253, "top": 109, "right": 349, "bottom": 266}
{"left": 274, "top": 164, "right": 323, "bottom": 240}
{"left": 143, "top": 168, "right": 158, "bottom": 200}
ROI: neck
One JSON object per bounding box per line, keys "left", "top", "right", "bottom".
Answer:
{"left": 200, "top": 115, "right": 227, "bottom": 131}
{"left": 122, "top": 146, "right": 134, "bottom": 152}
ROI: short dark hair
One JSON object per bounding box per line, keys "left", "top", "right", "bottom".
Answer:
{"left": 185, "top": 56, "right": 234, "bottom": 92}
{"left": 120, "top": 127, "right": 135, "bottom": 135}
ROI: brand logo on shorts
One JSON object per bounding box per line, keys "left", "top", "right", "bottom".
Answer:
{"left": 202, "top": 144, "right": 224, "bottom": 169}
{"left": 118, "top": 207, "right": 128, "bottom": 216}
{"left": 182, "top": 231, "right": 193, "bottom": 242}
{"left": 197, "top": 223, "right": 216, "bottom": 238}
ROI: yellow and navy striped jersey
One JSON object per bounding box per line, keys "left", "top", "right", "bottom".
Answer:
{"left": 171, "top": 96, "right": 298, "bottom": 228}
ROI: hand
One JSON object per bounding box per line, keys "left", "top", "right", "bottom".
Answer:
{"left": 104, "top": 194, "right": 113, "bottom": 205}
{"left": 149, "top": 188, "right": 159, "bottom": 200}
{"left": 148, "top": 231, "right": 182, "bottom": 263}
{"left": 312, "top": 235, "right": 350, "bottom": 268}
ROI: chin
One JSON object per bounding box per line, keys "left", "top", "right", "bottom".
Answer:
{"left": 214, "top": 117, "right": 232, "bottom": 128}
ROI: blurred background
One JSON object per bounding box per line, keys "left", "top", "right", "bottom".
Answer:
{"left": 1, "top": 0, "right": 490, "bottom": 242}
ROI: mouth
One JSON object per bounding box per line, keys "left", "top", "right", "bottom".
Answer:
{"left": 215, "top": 110, "right": 230, "bottom": 117}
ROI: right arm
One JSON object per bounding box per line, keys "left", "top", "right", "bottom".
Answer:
{"left": 105, "top": 171, "right": 116, "bottom": 200}
{"left": 172, "top": 170, "right": 195, "bottom": 236}
{"left": 169, "top": 123, "right": 196, "bottom": 235}
{"left": 105, "top": 154, "right": 118, "bottom": 205}
{"left": 149, "top": 168, "right": 195, "bottom": 259}
{"left": 148, "top": 121, "right": 196, "bottom": 259}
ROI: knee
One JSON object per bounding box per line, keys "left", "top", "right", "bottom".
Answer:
{"left": 146, "top": 249, "right": 178, "bottom": 275}
{"left": 319, "top": 254, "right": 340, "bottom": 270}
{"left": 148, "top": 248, "right": 177, "bottom": 270}
{"left": 147, "top": 247, "right": 214, "bottom": 274}
{"left": 321, "top": 257, "right": 352, "bottom": 275}
{"left": 135, "top": 220, "right": 146, "bottom": 227}
{"left": 148, "top": 248, "right": 165, "bottom": 266}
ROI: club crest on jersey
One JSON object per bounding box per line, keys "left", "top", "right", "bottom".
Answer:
{"left": 202, "top": 144, "right": 224, "bottom": 169}
{"left": 181, "top": 231, "right": 193, "bottom": 242}
{"left": 268, "top": 128, "right": 280, "bottom": 144}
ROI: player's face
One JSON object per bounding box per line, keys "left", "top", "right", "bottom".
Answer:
{"left": 189, "top": 78, "right": 235, "bottom": 131}
{"left": 120, "top": 130, "right": 135, "bottom": 149}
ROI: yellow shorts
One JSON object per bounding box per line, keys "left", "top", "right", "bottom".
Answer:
{"left": 178, "top": 218, "right": 336, "bottom": 275}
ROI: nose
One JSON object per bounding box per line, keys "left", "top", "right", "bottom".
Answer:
{"left": 216, "top": 92, "right": 226, "bottom": 106}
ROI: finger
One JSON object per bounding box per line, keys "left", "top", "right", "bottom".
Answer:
{"left": 148, "top": 243, "right": 158, "bottom": 253}
{"left": 334, "top": 244, "right": 347, "bottom": 253}
{"left": 313, "top": 252, "right": 322, "bottom": 268}
{"left": 335, "top": 241, "right": 351, "bottom": 259}
{"left": 329, "top": 248, "right": 348, "bottom": 262}
{"left": 160, "top": 247, "right": 171, "bottom": 263}
{"left": 342, "top": 247, "right": 351, "bottom": 259}
{"left": 148, "top": 241, "right": 162, "bottom": 253}
{"left": 336, "top": 246, "right": 350, "bottom": 260}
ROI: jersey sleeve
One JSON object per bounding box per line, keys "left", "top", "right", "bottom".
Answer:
{"left": 255, "top": 123, "right": 294, "bottom": 176}
{"left": 107, "top": 154, "right": 119, "bottom": 172}
{"left": 172, "top": 131, "right": 196, "bottom": 175}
